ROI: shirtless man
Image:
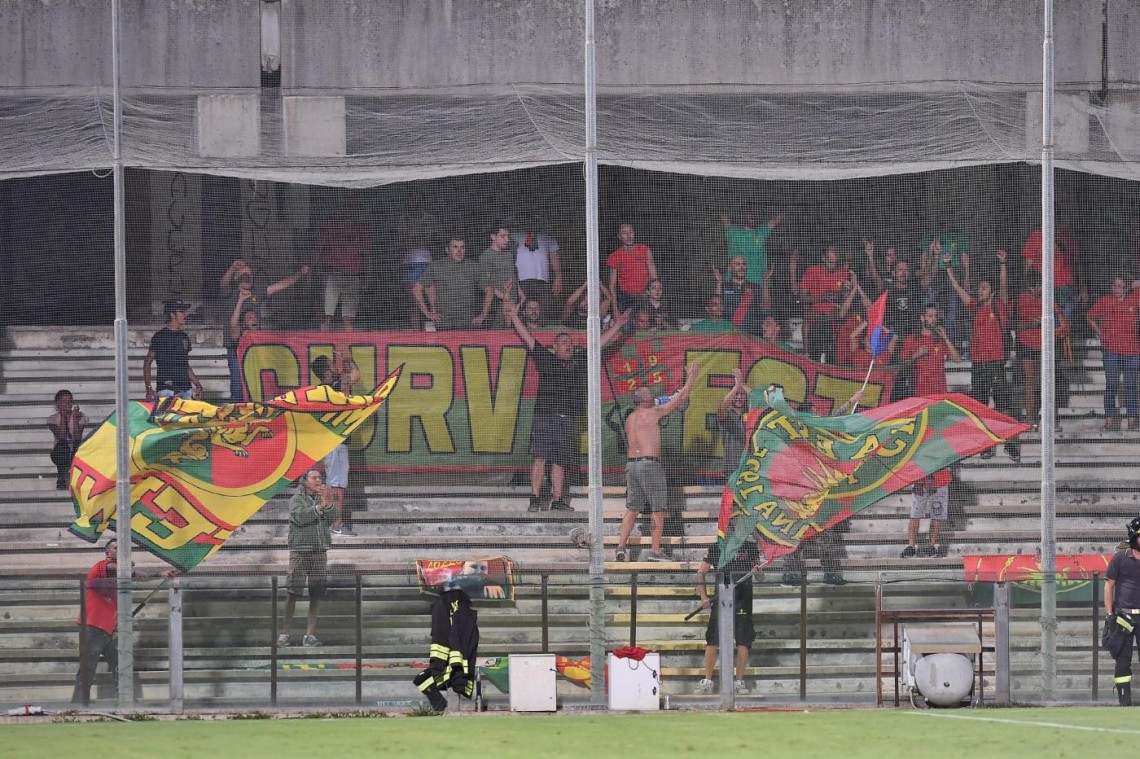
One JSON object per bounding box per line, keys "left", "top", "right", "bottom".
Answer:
{"left": 615, "top": 362, "right": 701, "bottom": 562}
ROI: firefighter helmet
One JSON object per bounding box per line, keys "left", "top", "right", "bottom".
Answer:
{"left": 1128, "top": 517, "right": 1140, "bottom": 549}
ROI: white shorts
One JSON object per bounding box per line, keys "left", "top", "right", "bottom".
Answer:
{"left": 323, "top": 444, "right": 349, "bottom": 489}
{"left": 910, "top": 485, "right": 948, "bottom": 521}
{"left": 323, "top": 273, "right": 360, "bottom": 319}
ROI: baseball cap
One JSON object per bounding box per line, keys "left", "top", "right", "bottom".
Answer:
{"left": 164, "top": 299, "right": 191, "bottom": 316}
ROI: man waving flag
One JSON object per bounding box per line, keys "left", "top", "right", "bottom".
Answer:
{"left": 69, "top": 366, "right": 402, "bottom": 572}
{"left": 716, "top": 386, "right": 1029, "bottom": 569}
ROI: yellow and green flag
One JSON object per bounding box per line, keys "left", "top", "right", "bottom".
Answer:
{"left": 68, "top": 366, "right": 402, "bottom": 571}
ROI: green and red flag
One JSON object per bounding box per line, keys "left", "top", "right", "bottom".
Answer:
{"left": 716, "top": 388, "right": 1030, "bottom": 568}
{"left": 68, "top": 366, "right": 402, "bottom": 572}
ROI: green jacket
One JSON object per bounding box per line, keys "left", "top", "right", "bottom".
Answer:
{"left": 288, "top": 490, "right": 334, "bottom": 552}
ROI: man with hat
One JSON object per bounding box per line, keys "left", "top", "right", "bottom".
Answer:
{"left": 144, "top": 299, "right": 202, "bottom": 402}
{"left": 1105, "top": 517, "right": 1140, "bottom": 705}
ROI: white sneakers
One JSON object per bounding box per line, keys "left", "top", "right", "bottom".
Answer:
{"left": 695, "top": 678, "right": 751, "bottom": 696}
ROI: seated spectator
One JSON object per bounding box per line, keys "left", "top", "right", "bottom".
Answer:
{"left": 900, "top": 468, "right": 952, "bottom": 558}
{"left": 222, "top": 264, "right": 309, "bottom": 403}
{"left": 1086, "top": 274, "right": 1140, "bottom": 431}
{"left": 412, "top": 237, "right": 482, "bottom": 330}
{"left": 313, "top": 210, "right": 371, "bottom": 332}
{"left": 715, "top": 255, "right": 769, "bottom": 334}
{"left": 519, "top": 298, "right": 549, "bottom": 333}
{"left": 1015, "top": 273, "right": 1068, "bottom": 428}
{"left": 792, "top": 246, "right": 850, "bottom": 363}
{"left": 48, "top": 389, "right": 86, "bottom": 490}
{"left": 757, "top": 315, "right": 800, "bottom": 354}
{"left": 641, "top": 279, "right": 678, "bottom": 330}
{"left": 607, "top": 223, "right": 657, "bottom": 313}
{"left": 629, "top": 306, "right": 654, "bottom": 333}
{"left": 688, "top": 295, "right": 736, "bottom": 334}
{"left": 561, "top": 279, "right": 612, "bottom": 331}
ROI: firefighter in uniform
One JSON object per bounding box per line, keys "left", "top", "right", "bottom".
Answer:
{"left": 1105, "top": 517, "right": 1140, "bottom": 706}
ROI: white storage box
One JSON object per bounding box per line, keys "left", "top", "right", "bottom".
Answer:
{"left": 607, "top": 652, "right": 661, "bottom": 711}
{"left": 508, "top": 654, "right": 557, "bottom": 712}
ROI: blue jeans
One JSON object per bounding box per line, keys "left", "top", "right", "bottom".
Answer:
{"left": 1103, "top": 352, "right": 1140, "bottom": 419}
{"left": 227, "top": 347, "right": 243, "bottom": 403}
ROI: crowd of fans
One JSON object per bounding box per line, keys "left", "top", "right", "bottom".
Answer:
{"left": 206, "top": 209, "right": 1140, "bottom": 437}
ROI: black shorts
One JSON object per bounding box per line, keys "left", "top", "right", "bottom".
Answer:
{"left": 704, "top": 584, "right": 756, "bottom": 648}
{"left": 1016, "top": 343, "right": 1041, "bottom": 361}
{"left": 530, "top": 413, "right": 578, "bottom": 468}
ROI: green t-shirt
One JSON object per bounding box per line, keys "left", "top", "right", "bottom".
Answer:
{"left": 688, "top": 319, "right": 737, "bottom": 334}
{"left": 419, "top": 257, "right": 483, "bottom": 329}
{"left": 726, "top": 224, "right": 772, "bottom": 285}
{"left": 479, "top": 248, "right": 516, "bottom": 295}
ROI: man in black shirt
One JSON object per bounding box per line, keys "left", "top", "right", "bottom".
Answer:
{"left": 882, "top": 260, "right": 924, "bottom": 339}
{"left": 695, "top": 537, "right": 763, "bottom": 696}
{"left": 144, "top": 299, "right": 201, "bottom": 402}
{"left": 1106, "top": 516, "right": 1140, "bottom": 706}
{"left": 505, "top": 301, "right": 629, "bottom": 512}
{"left": 716, "top": 368, "right": 750, "bottom": 479}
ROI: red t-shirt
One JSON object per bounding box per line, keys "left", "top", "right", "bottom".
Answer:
{"left": 901, "top": 332, "right": 949, "bottom": 395}
{"left": 1087, "top": 291, "right": 1140, "bottom": 356}
{"left": 835, "top": 315, "right": 870, "bottom": 368}
{"left": 800, "top": 265, "right": 849, "bottom": 317}
{"left": 917, "top": 467, "right": 953, "bottom": 490}
{"left": 79, "top": 559, "right": 117, "bottom": 635}
{"left": 607, "top": 244, "right": 653, "bottom": 296}
{"left": 1016, "top": 291, "right": 1065, "bottom": 350}
{"left": 969, "top": 299, "right": 1009, "bottom": 362}
{"left": 1021, "top": 228, "right": 1079, "bottom": 288}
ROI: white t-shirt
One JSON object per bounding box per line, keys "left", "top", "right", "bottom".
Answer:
{"left": 513, "top": 232, "right": 559, "bottom": 282}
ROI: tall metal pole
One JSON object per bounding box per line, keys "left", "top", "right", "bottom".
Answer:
{"left": 110, "top": 0, "right": 135, "bottom": 708}
{"left": 583, "top": 0, "right": 607, "bottom": 705}
{"left": 1039, "top": 0, "right": 1058, "bottom": 701}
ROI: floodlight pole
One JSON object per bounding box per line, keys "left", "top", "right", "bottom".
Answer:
{"left": 1039, "top": 0, "right": 1058, "bottom": 702}
{"left": 583, "top": 0, "right": 607, "bottom": 706}
{"left": 110, "top": 0, "right": 135, "bottom": 708}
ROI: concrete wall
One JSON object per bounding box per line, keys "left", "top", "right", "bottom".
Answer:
{"left": 1, "top": 0, "right": 1127, "bottom": 91}
{"left": 281, "top": 0, "right": 1113, "bottom": 89}
{"left": 0, "top": 0, "right": 260, "bottom": 88}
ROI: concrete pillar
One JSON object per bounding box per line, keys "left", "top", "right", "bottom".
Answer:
{"left": 148, "top": 172, "right": 203, "bottom": 315}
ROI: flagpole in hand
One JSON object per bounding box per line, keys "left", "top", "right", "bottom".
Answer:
{"left": 851, "top": 361, "right": 874, "bottom": 414}
{"left": 853, "top": 292, "right": 890, "bottom": 415}
{"left": 684, "top": 559, "right": 771, "bottom": 621}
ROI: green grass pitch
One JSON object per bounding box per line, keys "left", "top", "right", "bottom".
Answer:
{"left": 6, "top": 707, "right": 1138, "bottom": 759}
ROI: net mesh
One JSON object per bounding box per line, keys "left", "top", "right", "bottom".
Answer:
{"left": 2, "top": 1, "right": 1139, "bottom": 710}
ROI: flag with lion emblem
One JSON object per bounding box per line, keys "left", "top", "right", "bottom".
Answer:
{"left": 69, "top": 366, "right": 402, "bottom": 571}
{"left": 716, "top": 387, "right": 1030, "bottom": 569}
